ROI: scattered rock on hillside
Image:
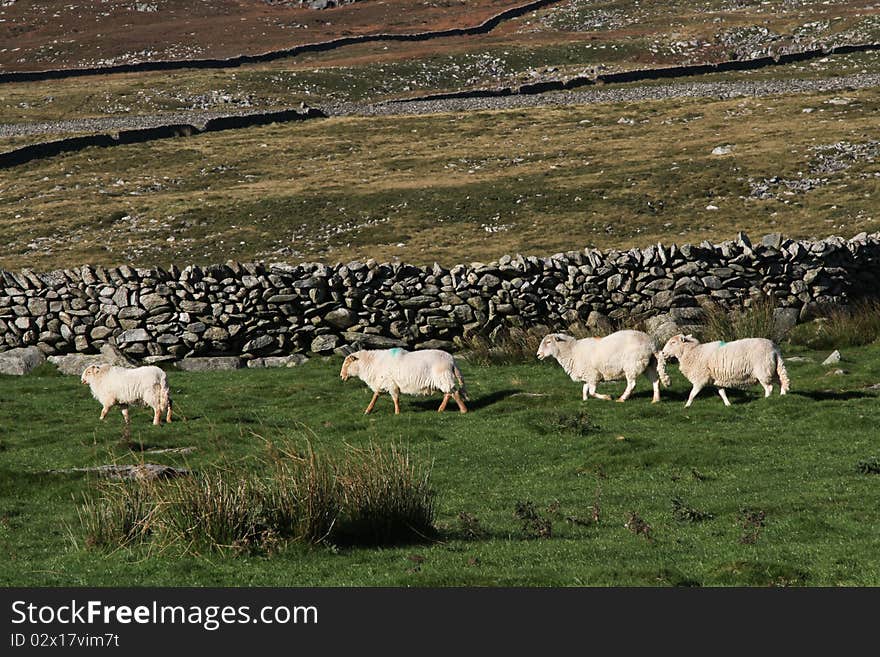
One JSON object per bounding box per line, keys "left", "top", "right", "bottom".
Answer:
{"left": 247, "top": 354, "right": 310, "bottom": 368}
{"left": 52, "top": 463, "right": 189, "bottom": 480}
{"left": 176, "top": 356, "right": 242, "bottom": 371}
{"left": 49, "top": 343, "right": 135, "bottom": 375}
{"left": 822, "top": 350, "right": 841, "bottom": 365}
{"left": 0, "top": 346, "right": 45, "bottom": 375}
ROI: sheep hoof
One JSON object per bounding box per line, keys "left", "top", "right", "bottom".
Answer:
{"left": 651, "top": 399, "right": 660, "bottom": 404}
{"left": 616, "top": 398, "right": 626, "bottom": 403}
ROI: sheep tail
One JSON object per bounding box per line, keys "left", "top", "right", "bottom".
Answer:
{"left": 775, "top": 350, "right": 790, "bottom": 394}
{"left": 453, "top": 362, "right": 468, "bottom": 401}
{"left": 653, "top": 351, "right": 671, "bottom": 387}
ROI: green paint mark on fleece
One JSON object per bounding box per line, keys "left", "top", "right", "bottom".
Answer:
{"left": 717, "top": 341, "right": 727, "bottom": 347}
{"left": 389, "top": 347, "right": 404, "bottom": 356}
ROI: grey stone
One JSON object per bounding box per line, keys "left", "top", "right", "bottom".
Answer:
{"left": 773, "top": 308, "right": 799, "bottom": 336}
{"left": 310, "top": 334, "right": 340, "bottom": 353}
{"left": 247, "top": 354, "right": 310, "bottom": 368}
{"left": 203, "top": 326, "right": 230, "bottom": 341}
{"left": 822, "top": 350, "right": 841, "bottom": 365}
{"left": 324, "top": 308, "right": 356, "bottom": 329}
{"left": 117, "top": 328, "right": 150, "bottom": 344}
{"left": 586, "top": 311, "right": 613, "bottom": 333}
{"left": 415, "top": 340, "right": 455, "bottom": 351}
{"left": 243, "top": 335, "right": 275, "bottom": 352}
{"left": 118, "top": 306, "right": 147, "bottom": 320}
{"left": 177, "top": 357, "right": 242, "bottom": 372}
{"left": 341, "top": 332, "right": 406, "bottom": 348}
{"left": 140, "top": 293, "right": 168, "bottom": 310}
{"left": 0, "top": 346, "right": 46, "bottom": 375}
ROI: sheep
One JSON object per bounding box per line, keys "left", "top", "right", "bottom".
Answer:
{"left": 340, "top": 347, "right": 467, "bottom": 415}
{"left": 661, "top": 334, "right": 790, "bottom": 407}
{"left": 81, "top": 364, "right": 172, "bottom": 425}
{"left": 536, "top": 330, "right": 670, "bottom": 403}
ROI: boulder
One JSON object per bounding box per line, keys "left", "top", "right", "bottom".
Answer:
{"left": 177, "top": 357, "right": 242, "bottom": 371}
{"left": 310, "top": 334, "right": 340, "bottom": 354}
{"left": 0, "top": 346, "right": 46, "bottom": 375}
{"left": 246, "top": 354, "right": 310, "bottom": 368}
{"left": 822, "top": 350, "right": 841, "bottom": 365}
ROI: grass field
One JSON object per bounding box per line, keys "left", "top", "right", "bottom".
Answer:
{"left": 1, "top": 342, "right": 879, "bottom": 586}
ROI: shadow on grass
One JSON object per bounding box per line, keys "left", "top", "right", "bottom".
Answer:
{"left": 410, "top": 389, "right": 522, "bottom": 412}
{"left": 791, "top": 390, "right": 876, "bottom": 401}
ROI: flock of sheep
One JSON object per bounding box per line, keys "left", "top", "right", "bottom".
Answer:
{"left": 79, "top": 330, "right": 790, "bottom": 424}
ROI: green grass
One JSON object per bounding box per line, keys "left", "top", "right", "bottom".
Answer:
{"left": 2, "top": 345, "right": 880, "bottom": 586}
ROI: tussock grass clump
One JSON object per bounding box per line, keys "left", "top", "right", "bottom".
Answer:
{"left": 671, "top": 496, "right": 714, "bottom": 523}
{"left": 856, "top": 457, "right": 880, "bottom": 475}
{"left": 459, "top": 327, "right": 545, "bottom": 366}
{"left": 77, "top": 443, "right": 435, "bottom": 554}
{"left": 77, "top": 481, "right": 155, "bottom": 550}
{"left": 702, "top": 295, "right": 780, "bottom": 342}
{"left": 549, "top": 411, "right": 596, "bottom": 437}
{"left": 788, "top": 300, "right": 880, "bottom": 349}
{"left": 513, "top": 501, "right": 552, "bottom": 539}
{"left": 334, "top": 444, "right": 436, "bottom": 546}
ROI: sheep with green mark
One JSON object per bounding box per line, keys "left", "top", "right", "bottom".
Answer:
{"left": 340, "top": 348, "right": 467, "bottom": 415}
{"left": 661, "top": 334, "right": 790, "bottom": 407}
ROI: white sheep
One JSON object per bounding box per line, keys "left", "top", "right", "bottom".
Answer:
{"left": 661, "top": 334, "right": 790, "bottom": 407}
{"left": 536, "top": 330, "right": 670, "bottom": 402}
{"left": 340, "top": 347, "right": 467, "bottom": 415}
{"left": 81, "top": 364, "right": 173, "bottom": 425}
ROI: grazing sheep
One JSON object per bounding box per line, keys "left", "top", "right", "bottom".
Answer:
{"left": 536, "top": 330, "right": 670, "bottom": 403}
{"left": 81, "top": 364, "right": 172, "bottom": 425}
{"left": 661, "top": 334, "right": 790, "bottom": 407}
{"left": 340, "top": 348, "right": 467, "bottom": 415}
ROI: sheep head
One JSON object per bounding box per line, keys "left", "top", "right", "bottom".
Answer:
{"left": 536, "top": 333, "right": 573, "bottom": 360}
{"left": 340, "top": 353, "right": 360, "bottom": 381}
{"left": 80, "top": 364, "right": 107, "bottom": 385}
{"left": 661, "top": 334, "right": 698, "bottom": 360}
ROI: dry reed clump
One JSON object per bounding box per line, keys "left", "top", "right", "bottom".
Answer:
{"left": 788, "top": 299, "right": 880, "bottom": 349}
{"left": 77, "top": 442, "right": 435, "bottom": 555}
{"left": 701, "top": 294, "right": 781, "bottom": 342}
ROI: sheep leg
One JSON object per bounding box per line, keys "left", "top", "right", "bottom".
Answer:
{"left": 590, "top": 383, "right": 612, "bottom": 401}
{"left": 453, "top": 391, "right": 468, "bottom": 413}
{"left": 685, "top": 384, "right": 704, "bottom": 408}
{"left": 760, "top": 382, "right": 773, "bottom": 398}
{"left": 617, "top": 377, "right": 637, "bottom": 403}
{"left": 152, "top": 405, "right": 161, "bottom": 425}
{"left": 392, "top": 392, "right": 401, "bottom": 415}
{"left": 438, "top": 394, "right": 450, "bottom": 412}
{"left": 99, "top": 405, "right": 111, "bottom": 421}
{"left": 165, "top": 402, "right": 173, "bottom": 423}
{"left": 582, "top": 383, "right": 590, "bottom": 401}
{"left": 645, "top": 366, "right": 661, "bottom": 403}
{"left": 121, "top": 406, "right": 131, "bottom": 425}
{"left": 717, "top": 388, "right": 731, "bottom": 407}
{"left": 364, "top": 391, "right": 380, "bottom": 415}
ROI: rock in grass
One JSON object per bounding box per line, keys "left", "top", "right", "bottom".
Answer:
{"left": 55, "top": 464, "right": 189, "bottom": 480}
{"left": 246, "top": 354, "right": 310, "bottom": 368}
{"left": 49, "top": 343, "right": 135, "bottom": 375}
{"left": 0, "top": 346, "right": 45, "bottom": 375}
{"left": 822, "top": 350, "right": 841, "bottom": 365}
{"left": 177, "top": 356, "right": 242, "bottom": 371}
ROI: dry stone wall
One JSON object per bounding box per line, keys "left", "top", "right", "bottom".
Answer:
{"left": 1, "top": 232, "right": 878, "bottom": 364}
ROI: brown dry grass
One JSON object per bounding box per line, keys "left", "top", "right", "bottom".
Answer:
{"left": 2, "top": 85, "right": 879, "bottom": 270}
